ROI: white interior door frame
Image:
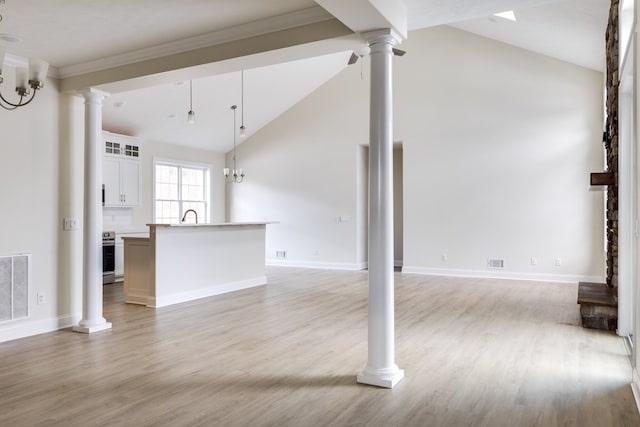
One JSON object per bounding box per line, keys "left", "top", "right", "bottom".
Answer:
{"left": 619, "top": 34, "right": 637, "bottom": 341}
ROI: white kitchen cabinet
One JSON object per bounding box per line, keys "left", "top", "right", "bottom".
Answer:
{"left": 102, "top": 131, "right": 141, "bottom": 207}
{"left": 115, "top": 232, "right": 148, "bottom": 281}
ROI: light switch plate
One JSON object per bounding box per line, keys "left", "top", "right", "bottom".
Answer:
{"left": 63, "top": 218, "right": 79, "bottom": 230}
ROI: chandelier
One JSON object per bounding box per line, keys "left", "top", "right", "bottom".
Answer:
{"left": 224, "top": 105, "right": 244, "bottom": 183}
{"left": 0, "top": 47, "right": 49, "bottom": 111}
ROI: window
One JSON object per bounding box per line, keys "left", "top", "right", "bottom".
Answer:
{"left": 154, "top": 159, "right": 210, "bottom": 224}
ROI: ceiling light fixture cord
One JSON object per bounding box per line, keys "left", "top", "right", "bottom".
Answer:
{"left": 240, "top": 70, "right": 246, "bottom": 137}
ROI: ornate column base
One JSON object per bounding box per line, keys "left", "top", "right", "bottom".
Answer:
{"left": 73, "top": 320, "right": 112, "bottom": 334}
{"left": 357, "top": 364, "right": 405, "bottom": 388}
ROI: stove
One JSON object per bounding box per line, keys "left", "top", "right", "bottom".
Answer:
{"left": 103, "top": 231, "right": 115, "bottom": 284}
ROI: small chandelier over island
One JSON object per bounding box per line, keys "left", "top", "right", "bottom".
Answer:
{"left": 224, "top": 105, "right": 245, "bottom": 183}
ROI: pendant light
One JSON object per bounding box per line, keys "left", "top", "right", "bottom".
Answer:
{"left": 0, "top": 49, "right": 49, "bottom": 111}
{"left": 187, "top": 80, "right": 195, "bottom": 124}
{"left": 224, "top": 105, "right": 245, "bottom": 183}
{"left": 240, "top": 70, "right": 246, "bottom": 137}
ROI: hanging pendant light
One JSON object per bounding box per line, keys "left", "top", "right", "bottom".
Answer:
{"left": 224, "top": 105, "right": 245, "bottom": 183}
{"left": 187, "top": 80, "right": 195, "bottom": 124}
{"left": 240, "top": 70, "right": 246, "bottom": 137}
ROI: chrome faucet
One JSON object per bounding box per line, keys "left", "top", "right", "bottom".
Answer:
{"left": 181, "top": 209, "right": 198, "bottom": 224}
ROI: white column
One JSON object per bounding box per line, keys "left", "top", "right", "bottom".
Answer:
{"left": 73, "top": 88, "right": 112, "bottom": 334}
{"left": 357, "top": 29, "right": 404, "bottom": 388}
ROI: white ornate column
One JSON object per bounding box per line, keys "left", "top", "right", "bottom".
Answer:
{"left": 73, "top": 88, "right": 112, "bottom": 334}
{"left": 357, "top": 29, "right": 404, "bottom": 388}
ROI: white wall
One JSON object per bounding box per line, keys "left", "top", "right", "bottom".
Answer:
{"left": 227, "top": 59, "right": 369, "bottom": 269}
{"left": 399, "top": 27, "right": 605, "bottom": 281}
{"left": 0, "top": 78, "right": 86, "bottom": 342}
{"left": 102, "top": 139, "right": 226, "bottom": 233}
{"left": 229, "top": 25, "right": 605, "bottom": 281}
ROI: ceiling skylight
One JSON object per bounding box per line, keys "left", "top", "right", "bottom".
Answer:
{"left": 493, "top": 10, "right": 516, "bottom": 21}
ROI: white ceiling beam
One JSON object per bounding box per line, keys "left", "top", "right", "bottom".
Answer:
{"left": 59, "top": 19, "right": 355, "bottom": 93}
{"left": 315, "top": 0, "right": 408, "bottom": 40}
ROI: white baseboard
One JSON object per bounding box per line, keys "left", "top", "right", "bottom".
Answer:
{"left": 622, "top": 336, "right": 633, "bottom": 355}
{"left": 266, "top": 259, "right": 367, "bottom": 271}
{"left": 401, "top": 266, "right": 604, "bottom": 284}
{"left": 0, "top": 312, "right": 82, "bottom": 343}
{"left": 632, "top": 369, "right": 640, "bottom": 415}
{"left": 150, "top": 276, "right": 267, "bottom": 308}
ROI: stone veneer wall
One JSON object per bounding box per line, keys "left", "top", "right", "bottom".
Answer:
{"left": 605, "top": 0, "right": 619, "bottom": 298}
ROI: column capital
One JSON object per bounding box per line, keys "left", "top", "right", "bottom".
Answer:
{"left": 78, "top": 87, "right": 110, "bottom": 103}
{"left": 363, "top": 28, "right": 404, "bottom": 47}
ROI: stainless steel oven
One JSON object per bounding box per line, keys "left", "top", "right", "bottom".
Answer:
{"left": 102, "top": 231, "right": 116, "bottom": 284}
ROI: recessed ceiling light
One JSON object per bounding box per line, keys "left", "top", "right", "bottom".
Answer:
{"left": 493, "top": 10, "right": 516, "bottom": 21}
{"left": 168, "top": 113, "right": 177, "bottom": 119}
{"left": 0, "top": 33, "right": 22, "bottom": 43}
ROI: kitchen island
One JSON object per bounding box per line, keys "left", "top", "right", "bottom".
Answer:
{"left": 122, "top": 222, "right": 271, "bottom": 308}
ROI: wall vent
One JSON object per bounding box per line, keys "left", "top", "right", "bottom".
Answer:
{"left": 275, "top": 250, "right": 287, "bottom": 259}
{"left": 487, "top": 258, "right": 505, "bottom": 270}
{"left": 0, "top": 254, "right": 30, "bottom": 322}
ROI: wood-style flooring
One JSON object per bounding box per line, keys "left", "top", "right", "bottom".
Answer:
{"left": 1, "top": 267, "right": 639, "bottom": 426}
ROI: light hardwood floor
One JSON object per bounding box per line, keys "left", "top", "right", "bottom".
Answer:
{"left": 1, "top": 267, "right": 639, "bottom": 426}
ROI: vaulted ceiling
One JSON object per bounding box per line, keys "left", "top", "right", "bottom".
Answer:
{"left": 0, "top": 0, "right": 610, "bottom": 152}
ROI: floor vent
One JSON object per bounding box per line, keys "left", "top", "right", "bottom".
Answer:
{"left": 0, "top": 254, "right": 30, "bottom": 322}
{"left": 275, "top": 250, "right": 287, "bottom": 259}
{"left": 487, "top": 258, "right": 505, "bottom": 270}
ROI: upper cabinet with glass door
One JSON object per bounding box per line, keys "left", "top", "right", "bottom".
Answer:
{"left": 102, "top": 131, "right": 141, "bottom": 208}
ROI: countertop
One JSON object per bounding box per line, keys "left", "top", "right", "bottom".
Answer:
{"left": 147, "top": 222, "right": 276, "bottom": 228}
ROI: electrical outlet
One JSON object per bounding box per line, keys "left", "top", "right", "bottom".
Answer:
{"left": 37, "top": 292, "right": 45, "bottom": 305}
{"left": 555, "top": 258, "right": 562, "bottom": 267}
{"left": 441, "top": 254, "right": 448, "bottom": 262}
{"left": 530, "top": 257, "right": 538, "bottom": 266}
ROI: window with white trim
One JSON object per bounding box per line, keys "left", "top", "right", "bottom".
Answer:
{"left": 154, "top": 159, "right": 210, "bottom": 224}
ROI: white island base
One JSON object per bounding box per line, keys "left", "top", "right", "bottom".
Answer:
{"left": 123, "top": 223, "right": 270, "bottom": 308}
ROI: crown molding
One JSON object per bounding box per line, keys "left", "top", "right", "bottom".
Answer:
{"left": 57, "top": 6, "right": 334, "bottom": 80}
